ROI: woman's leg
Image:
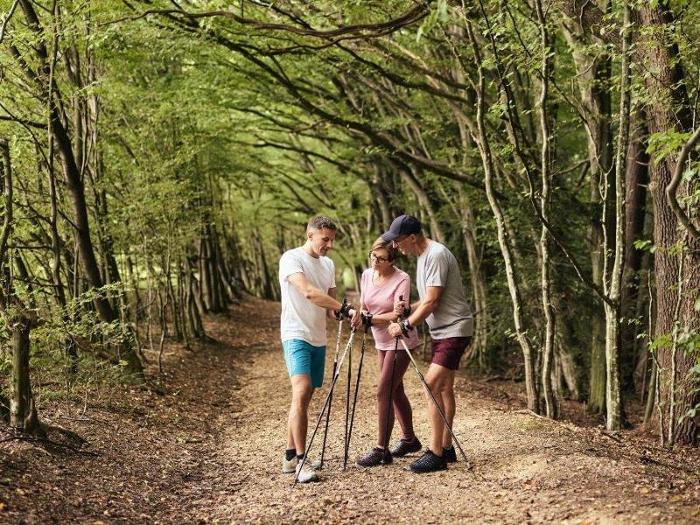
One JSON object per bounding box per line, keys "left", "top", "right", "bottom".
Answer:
{"left": 391, "top": 350, "right": 415, "bottom": 441}
{"left": 376, "top": 349, "right": 413, "bottom": 447}
{"left": 376, "top": 350, "right": 395, "bottom": 447}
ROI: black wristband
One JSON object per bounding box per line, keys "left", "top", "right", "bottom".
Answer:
{"left": 338, "top": 299, "right": 353, "bottom": 319}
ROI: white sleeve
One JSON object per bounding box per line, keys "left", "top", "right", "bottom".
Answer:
{"left": 328, "top": 258, "right": 336, "bottom": 289}
{"left": 279, "top": 252, "right": 304, "bottom": 281}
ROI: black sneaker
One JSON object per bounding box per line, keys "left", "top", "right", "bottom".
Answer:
{"left": 390, "top": 438, "right": 422, "bottom": 457}
{"left": 356, "top": 447, "right": 393, "bottom": 467}
{"left": 443, "top": 446, "right": 457, "bottom": 463}
{"left": 409, "top": 450, "right": 447, "bottom": 473}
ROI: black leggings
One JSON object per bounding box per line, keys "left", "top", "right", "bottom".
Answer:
{"left": 376, "top": 349, "right": 415, "bottom": 447}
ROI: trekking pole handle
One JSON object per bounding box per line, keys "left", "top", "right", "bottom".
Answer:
{"left": 396, "top": 295, "right": 413, "bottom": 336}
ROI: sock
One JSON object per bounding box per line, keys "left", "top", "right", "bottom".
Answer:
{"left": 296, "top": 453, "right": 305, "bottom": 461}
{"left": 285, "top": 448, "right": 296, "bottom": 461}
{"left": 444, "top": 445, "right": 454, "bottom": 451}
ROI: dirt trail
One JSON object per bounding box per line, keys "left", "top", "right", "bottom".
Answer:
{"left": 202, "top": 299, "right": 700, "bottom": 524}
{"left": 1, "top": 297, "right": 699, "bottom": 524}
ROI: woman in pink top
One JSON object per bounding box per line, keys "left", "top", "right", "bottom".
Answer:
{"left": 355, "top": 238, "right": 422, "bottom": 467}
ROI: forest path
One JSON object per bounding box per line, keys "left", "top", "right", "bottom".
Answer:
{"left": 203, "top": 299, "right": 699, "bottom": 524}
{"left": 1, "top": 297, "right": 699, "bottom": 524}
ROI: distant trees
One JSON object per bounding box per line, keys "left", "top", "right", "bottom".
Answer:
{"left": 0, "top": 1, "right": 698, "bottom": 445}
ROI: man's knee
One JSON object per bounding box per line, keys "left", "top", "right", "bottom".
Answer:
{"left": 426, "top": 375, "right": 446, "bottom": 394}
{"left": 291, "top": 376, "right": 313, "bottom": 408}
{"left": 426, "top": 368, "right": 453, "bottom": 395}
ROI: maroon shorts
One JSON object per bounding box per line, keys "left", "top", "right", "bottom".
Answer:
{"left": 431, "top": 337, "right": 472, "bottom": 370}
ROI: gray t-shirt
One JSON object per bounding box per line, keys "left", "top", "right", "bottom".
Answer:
{"left": 416, "top": 241, "right": 474, "bottom": 339}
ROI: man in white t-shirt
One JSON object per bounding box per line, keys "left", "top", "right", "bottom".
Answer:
{"left": 385, "top": 214, "right": 474, "bottom": 474}
{"left": 279, "top": 216, "right": 360, "bottom": 483}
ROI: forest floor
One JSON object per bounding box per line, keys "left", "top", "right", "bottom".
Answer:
{"left": 1, "top": 297, "right": 699, "bottom": 524}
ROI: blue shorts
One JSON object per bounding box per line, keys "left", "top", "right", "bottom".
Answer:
{"left": 282, "top": 339, "right": 327, "bottom": 388}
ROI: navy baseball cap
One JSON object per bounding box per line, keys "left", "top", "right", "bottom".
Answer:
{"left": 381, "top": 214, "right": 422, "bottom": 242}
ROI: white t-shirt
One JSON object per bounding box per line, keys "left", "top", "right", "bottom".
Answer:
{"left": 279, "top": 247, "right": 336, "bottom": 346}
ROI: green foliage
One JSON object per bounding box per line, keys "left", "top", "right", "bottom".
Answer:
{"left": 647, "top": 130, "right": 693, "bottom": 164}
{"left": 0, "top": 0, "right": 699, "bottom": 435}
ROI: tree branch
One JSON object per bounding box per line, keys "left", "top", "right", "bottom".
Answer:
{"left": 666, "top": 126, "right": 700, "bottom": 242}
{"left": 112, "top": 1, "right": 432, "bottom": 41}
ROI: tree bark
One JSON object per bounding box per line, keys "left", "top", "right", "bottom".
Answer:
{"left": 465, "top": 19, "right": 539, "bottom": 412}
{"left": 620, "top": 115, "right": 650, "bottom": 393}
{"left": 638, "top": 2, "right": 699, "bottom": 445}
{"left": 559, "top": 3, "right": 614, "bottom": 416}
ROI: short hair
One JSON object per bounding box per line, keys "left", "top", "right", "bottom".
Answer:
{"left": 307, "top": 215, "right": 337, "bottom": 232}
{"left": 370, "top": 236, "right": 398, "bottom": 261}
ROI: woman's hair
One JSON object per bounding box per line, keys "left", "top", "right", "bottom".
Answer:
{"left": 370, "top": 236, "right": 398, "bottom": 262}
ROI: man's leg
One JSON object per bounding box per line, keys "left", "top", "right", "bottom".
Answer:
{"left": 288, "top": 374, "right": 314, "bottom": 456}
{"left": 424, "top": 363, "right": 454, "bottom": 456}
{"left": 283, "top": 340, "right": 317, "bottom": 458}
{"left": 287, "top": 424, "right": 295, "bottom": 451}
{"left": 440, "top": 372, "right": 456, "bottom": 448}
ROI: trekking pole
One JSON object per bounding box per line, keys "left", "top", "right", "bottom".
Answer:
{"left": 294, "top": 329, "right": 356, "bottom": 486}
{"left": 345, "top": 321, "right": 369, "bottom": 469}
{"left": 319, "top": 318, "right": 343, "bottom": 469}
{"left": 398, "top": 337, "right": 468, "bottom": 462}
{"left": 342, "top": 326, "right": 353, "bottom": 470}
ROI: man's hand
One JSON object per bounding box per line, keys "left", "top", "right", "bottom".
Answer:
{"left": 393, "top": 299, "right": 406, "bottom": 318}
{"left": 393, "top": 298, "right": 411, "bottom": 318}
{"left": 335, "top": 298, "right": 354, "bottom": 320}
{"left": 387, "top": 321, "right": 403, "bottom": 338}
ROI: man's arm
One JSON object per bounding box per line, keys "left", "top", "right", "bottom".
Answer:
{"left": 288, "top": 273, "right": 342, "bottom": 311}
{"left": 326, "top": 287, "right": 337, "bottom": 319}
{"left": 393, "top": 291, "right": 440, "bottom": 324}
{"left": 407, "top": 286, "right": 443, "bottom": 327}
{"left": 388, "top": 286, "right": 443, "bottom": 337}
{"left": 288, "top": 274, "right": 361, "bottom": 328}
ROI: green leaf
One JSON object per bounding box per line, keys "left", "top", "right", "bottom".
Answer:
{"left": 647, "top": 130, "right": 693, "bottom": 164}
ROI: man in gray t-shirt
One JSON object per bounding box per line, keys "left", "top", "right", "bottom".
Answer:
{"left": 416, "top": 241, "right": 474, "bottom": 340}
{"left": 385, "top": 215, "right": 473, "bottom": 474}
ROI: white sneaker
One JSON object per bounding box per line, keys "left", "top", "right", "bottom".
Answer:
{"left": 295, "top": 461, "right": 319, "bottom": 483}
{"left": 282, "top": 454, "right": 298, "bottom": 474}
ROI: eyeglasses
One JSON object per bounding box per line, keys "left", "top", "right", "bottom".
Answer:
{"left": 392, "top": 235, "right": 410, "bottom": 246}
{"left": 369, "top": 252, "right": 389, "bottom": 263}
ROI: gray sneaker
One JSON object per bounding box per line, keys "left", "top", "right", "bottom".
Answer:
{"left": 295, "top": 461, "right": 319, "bottom": 483}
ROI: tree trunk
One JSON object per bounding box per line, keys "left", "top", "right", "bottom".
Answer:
{"left": 456, "top": 186, "right": 489, "bottom": 368}
{"left": 559, "top": 3, "right": 614, "bottom": 416}
{"left": 466, "top": 20, "right": 539, "bottom": 413}
{"left": 638, "top": 2, "right": 699, "bottom": 445}
{"left": 620, "top": 116, "right": 650, "bottom": 393}
{"left": 10, "top": 314, "right": 43, "bottom": 435}
{"left": 535, "top": 0, "right": 557, "bottom": 418}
